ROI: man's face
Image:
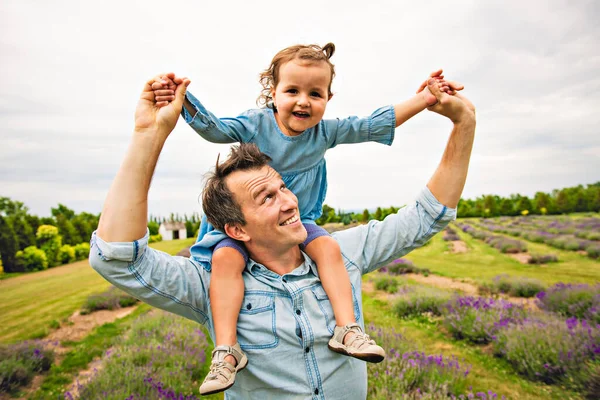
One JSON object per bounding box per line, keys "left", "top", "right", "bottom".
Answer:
{"left": 225, "top": 166, "right": 308, "bottom": 250}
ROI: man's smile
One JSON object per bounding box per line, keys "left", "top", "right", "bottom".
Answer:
{"left": 280, "top": 214, "right": 300, "bottom": 226}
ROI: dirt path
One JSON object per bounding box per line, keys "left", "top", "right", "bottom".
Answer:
{"left": 450, "top": 240, "right": 468, "bottom": 253}
{"left": 47, "top": 307, "right": 137, "bottom": 351}
{"left": 4, "top": 306, "right": 137, "bottom": 400}
{"left": 365, "top": 273, "right": 538, "bottom": 309}
{"left": 405, "top": 273, "right": 479, "bottom": 294}
{"left": 509, "top": 253, "right": 532, "bottom": 264}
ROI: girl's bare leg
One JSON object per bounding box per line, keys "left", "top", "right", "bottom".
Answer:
{"left": 210, "top": 246, "right": 246, "bottom": 365}
{"left": 304, "top": 235, "right": 355, "bottom": 327}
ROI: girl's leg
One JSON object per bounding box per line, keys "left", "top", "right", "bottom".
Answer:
{"left": 200, "top": 244, "right": 249, "bottom": 395}
{"left": 303, "top": 225, "right": 385, "bottom": 363}
{"left": 210, "top": 246, "right": 246, "bottom": 364}
{"left": 304, "top": 235, "right": 355, "bottom": 326}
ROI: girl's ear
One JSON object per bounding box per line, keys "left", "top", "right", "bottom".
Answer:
{"left": 328, "top": 93, "right": 334, "bottom": 101}
{"left": 224, "top": 223, "right": 250, "bottom": 242}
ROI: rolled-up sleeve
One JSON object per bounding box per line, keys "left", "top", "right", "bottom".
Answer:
{"left": 181, "top": 91, "right": 256, "bottom": 144}
{"left": 89, "top": 230, "right": 211, "bottom": 326}
{"left": 324, "top": 105, "right": 395, "bottom": 148}
{"left": 333, "top": 186, "right": 456, "bottom": 274}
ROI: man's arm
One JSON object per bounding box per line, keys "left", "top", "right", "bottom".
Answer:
{"left": 97, "top": 73, "right": 189, "bottom": 242}
{"left": 335, "top": 81, "right": 476, "bottom": 273}
{"left": 425, "top": 80, "right": 476, "bottom": 208}
{"left": 90, "top": 74, "right": 212, "bottom": 325}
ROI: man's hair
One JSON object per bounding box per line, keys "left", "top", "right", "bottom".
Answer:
{"left": 202, "top": 143, "right": 272, "bottom": 232}
{"left": 257, "top": 42, "right": 336, "bottom": 108}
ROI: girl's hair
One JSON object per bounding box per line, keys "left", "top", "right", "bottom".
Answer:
{"left": 257, "top": 42, "right": 336, "bottom": 108}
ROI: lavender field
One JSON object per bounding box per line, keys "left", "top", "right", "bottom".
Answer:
{"left": 1, "top": 214, "right": 599, "bottom": 399}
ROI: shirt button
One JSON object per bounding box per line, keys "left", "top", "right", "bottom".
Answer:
{"left": 314, "top": 388, "right": 319, "bottom": 395}
{"left": 305, "top": 347, "right": 310, "bottom": 353}
{"left": 282, "top": 277, "right": 287, "bottom": 282}
{"left": 246, "top": 303, "right": 252, "bottom": 310}
{"left": 296, "top": 309, "right": 301, "bottom": 315}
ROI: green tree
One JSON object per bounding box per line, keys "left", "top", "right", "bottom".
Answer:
{"left": 55, "top": 214, "right": 81, "bottom": 245}
{"left": 15, "top": 246, "right": 48, "bottom": 271}
{"left": 57, "top": 244, "right": 76, "bottom": 264}
{"left": 36, "top": 225, "right": 62, "bottom": 267}
{"left": 555, "top": 190, "right": 570, "bottom": 214}
{"left": 0, "top": 216, "right": 20, "bottom": 272}
{"left": 499, "top": 198, "right": 515, "bottom": 216}
{"left": 148, "top": 221, "right": 160, "bottom": 235}
{"left": 316, "top": 204, "right": 337, "bottom": 225}
{"left": 0, "top": 197, "right": 35, "bottom": 250}
{"left": 516, "top": 196, "right": 533, "bottom": 214}
{"left": 533, "top": 192, "right": 552, "bottom": 214}
{"left": 374, "top": 207, "right": 383, "bottom": 221}
{"left": 587, "top": 184, "right": 600, "bottom": 212}
{"left": 361, "top": 209, "right": 370, "bottom": 222}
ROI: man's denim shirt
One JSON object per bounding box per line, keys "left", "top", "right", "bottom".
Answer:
{"left": 89, "top": 187, "right": 455, "bottom": 400}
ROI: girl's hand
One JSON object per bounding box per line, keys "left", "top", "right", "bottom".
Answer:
{"left": 416, "top": 69, "right": 464, "bottom": 95}
{"left": 135, "top": 73, "right": 190, "bottom": 136}
{"left": 151, "top": 73, "right": 177, "bottom": 107}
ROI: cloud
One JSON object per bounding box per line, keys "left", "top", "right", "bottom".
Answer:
{"left": 0, "top": 0, "right": 599, "bottom": 217}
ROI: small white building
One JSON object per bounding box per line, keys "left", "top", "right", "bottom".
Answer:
{"left": 158, "top": 222, "right": 187, "bottom": 241}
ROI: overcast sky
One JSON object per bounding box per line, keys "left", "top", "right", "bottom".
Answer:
{"left": 1, "top": 0, "right": 599, "bottom": 218}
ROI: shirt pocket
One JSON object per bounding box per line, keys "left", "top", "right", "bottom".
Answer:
{"left": 311, "top": 284, "right": 361, "bottom": 335}
{"left": 237, "top": 292, "right": 279, "bottom": 350}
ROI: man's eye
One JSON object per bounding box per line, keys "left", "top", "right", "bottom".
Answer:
{"left": 262, "top": 194, "right": 273, "bottom": 204}
{"left": 280, "top": 185, "right": 287, "bottom": 191}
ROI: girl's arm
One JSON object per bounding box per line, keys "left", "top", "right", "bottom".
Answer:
{"left": 181, "top": 91, "right": 258, "bottom": 144}
{"left": 324, "top": 70, "right": 461, "bottom": 148}
{"left": 152, "top": 75, "right": 257, "bottom": 144}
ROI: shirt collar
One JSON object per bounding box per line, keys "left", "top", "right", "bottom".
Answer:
{"left": 246, "top": 251, "right": 316, "bottom": 278}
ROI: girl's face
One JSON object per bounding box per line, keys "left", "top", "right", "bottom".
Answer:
{"left": 271, "top": 59, "right": 332, "bottom": 136}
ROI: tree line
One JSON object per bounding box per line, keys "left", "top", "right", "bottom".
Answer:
{"left": 2, "top": 181, "right": 598, "bottom": 273}
{"left": 0, "top": 199, "right": 99, "bottom": 273}
{"left": 456, "top": 182, "right": 600, "bottom": 218}
{"left": 316, "top": 182, "right": 600, "bottom": 225}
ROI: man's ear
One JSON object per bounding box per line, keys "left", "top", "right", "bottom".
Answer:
{"left": 224, "top": 223, "right": 250, "bottom": 242}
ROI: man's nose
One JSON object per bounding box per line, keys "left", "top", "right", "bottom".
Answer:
{"left": 280, "top": 190, "right": 298, "bottom": 211}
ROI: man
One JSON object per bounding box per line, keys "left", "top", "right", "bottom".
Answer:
{"left": 90, "top": 73, "right": 476, "bottom": 399}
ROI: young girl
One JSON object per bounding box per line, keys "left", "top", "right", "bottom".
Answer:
{"left": 153, "top": 43, "right": 455, "bottom": 395}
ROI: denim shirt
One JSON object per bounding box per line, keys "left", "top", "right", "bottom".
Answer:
{"left": 89, "top": 187, "right": 455, "bottom": 400}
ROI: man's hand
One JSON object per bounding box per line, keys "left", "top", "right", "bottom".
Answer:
{"left": 135, "top": 72, "right": 190, "bottom": 137}
{"left": 426, "top": 79, "right": 475, "bottom": 124}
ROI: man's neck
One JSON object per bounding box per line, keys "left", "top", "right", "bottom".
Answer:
{"left": 246, "top": 244, "right": 304, "bottom": 276}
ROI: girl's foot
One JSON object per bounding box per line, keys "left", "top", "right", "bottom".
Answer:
{"left": 327, "top": 323, "right": 385, "bottom": 363}
{"left": 199, "top": 342, "right": 248, "bottom": 396}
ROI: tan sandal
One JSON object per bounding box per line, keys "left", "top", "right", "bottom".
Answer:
{"left": 199, "top": 342, "right": 248, "bottom": 396}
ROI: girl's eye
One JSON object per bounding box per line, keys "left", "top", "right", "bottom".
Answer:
{"left": 311, "top": 92, "right": 322, "bottom": 98}
{"left": 286, "top": 89, "right": 298, "bottom": 94}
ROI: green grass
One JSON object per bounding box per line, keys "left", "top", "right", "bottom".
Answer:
{"left": 0, "top": 259, "right": 112, "bottom": 343}
{"left": 150, "top": 237, "right": 195, "bottom": 255}
{"left": 404, "top": 228, "right": 600, "bottom": 286}
{"left": 0, "top": 238, "right": 195, "bottom": 343}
